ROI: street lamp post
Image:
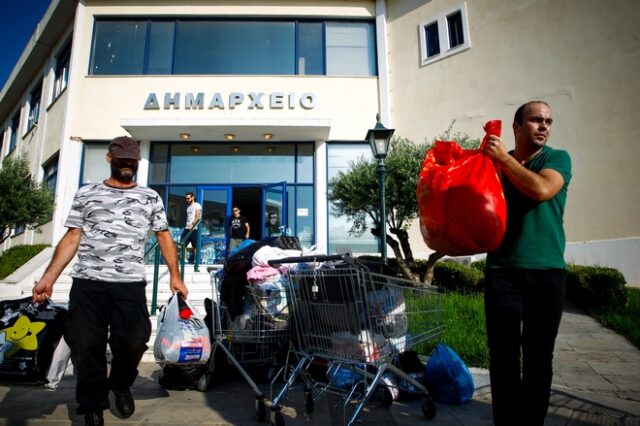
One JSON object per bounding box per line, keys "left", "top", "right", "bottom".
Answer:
{"left": 365, "top": 114, "right": 395, "bottom": 263}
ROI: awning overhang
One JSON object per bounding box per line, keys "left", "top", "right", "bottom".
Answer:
{"left": 120, "top": 117, "right": 332, "bottom": 142}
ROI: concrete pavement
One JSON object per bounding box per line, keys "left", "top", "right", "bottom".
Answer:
{"left": 1, "top": 302, "right": 639, "bottom": 425}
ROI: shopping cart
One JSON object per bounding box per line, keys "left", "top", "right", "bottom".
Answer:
{"left": 268, "top": 254, "right": 444, "bottom": 426}
{"left": 203, "top": 267, "right": 292, "bottom": 422}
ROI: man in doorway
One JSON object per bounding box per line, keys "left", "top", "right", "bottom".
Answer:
{"left": 229, "top": 206, "right": 250, "bottom": 251}
{"left": 265, "top": 211, "right": 280, "bottom": 236}
{"left": 482, "top": 101, "right": 571, "bottom": 425}
{"left": 181, "top": 192, "right": 202, "bottom": 264}
{"left": 32, "top": 136, "right": 188, "bottom": 426}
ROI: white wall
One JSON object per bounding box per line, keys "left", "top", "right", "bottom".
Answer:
{"left": 386, "top": 0, "right": 640, "bottom": 283}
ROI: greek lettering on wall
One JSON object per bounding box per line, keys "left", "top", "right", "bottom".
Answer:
{"left": 144, "top": 92, "right": 317, "bottom": 110}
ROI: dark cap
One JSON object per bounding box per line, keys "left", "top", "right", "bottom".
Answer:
{"left": 108, "top": 136, "right": 140, "bottom": 160}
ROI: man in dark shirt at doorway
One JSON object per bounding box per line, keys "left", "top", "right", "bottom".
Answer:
{"left": 229, "top": 206, "right": 250, "bottom": 251}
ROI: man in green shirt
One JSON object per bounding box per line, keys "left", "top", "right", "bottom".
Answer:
{"left": 483, "top": 100, "right": 572, "bottom": 425}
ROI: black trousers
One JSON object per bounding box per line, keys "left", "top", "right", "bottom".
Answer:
{"left": 64, "top": 278, "right": 151, "bottom": 414}
{"left": 484, "top": 268, "right": 565, "bottom": 426}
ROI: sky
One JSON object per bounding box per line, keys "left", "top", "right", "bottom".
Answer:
{"left": 0, "top": 0, "right": 52, "bottom": 90}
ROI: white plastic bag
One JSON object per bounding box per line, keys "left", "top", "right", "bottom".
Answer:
{"left": 154, "top": 295, "right": 211, "bottom": 364}
{"left": 44, "top": 336, "right": 71, "bottom": 390}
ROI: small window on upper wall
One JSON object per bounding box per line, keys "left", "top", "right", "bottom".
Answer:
{"left": 27, "top": 80, "right": 43, "bottom": 132}
{"left": 419, "top": 2, "right": 470, "bottom": 66}
{"left": 8, "top": 112, "right": 20, "bottom": 154}
{"left": 53, "top": 41, "right": 71, "bottom": 100}
{"left": 43, "top": 153, "right": 59, "bottom": 194}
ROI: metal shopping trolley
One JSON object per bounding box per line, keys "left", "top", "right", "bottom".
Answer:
{"left": 203, "top": 267, "right": 292, "bottom": 422}
{"left": 268, "top": 254, "right": 444, "bottom": 426}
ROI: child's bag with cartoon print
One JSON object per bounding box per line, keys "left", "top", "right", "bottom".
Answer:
{"left": 0, "top": 297, "right": 67, "bottom": 384}
{"left": 417, "top": 120, "right": 507, "bottom": 256}
{"left": 154, "top": 294, "right": 211, "bottom": 364}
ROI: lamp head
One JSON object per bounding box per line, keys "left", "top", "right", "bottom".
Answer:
{"left": 366, "top": 114, "right": 395, "bottom": 159}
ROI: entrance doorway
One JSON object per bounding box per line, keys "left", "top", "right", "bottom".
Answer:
{"left": 196, "top": 183, "right": 288, "bottom": 264}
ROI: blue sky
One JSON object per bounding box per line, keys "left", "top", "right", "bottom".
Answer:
{"left": 0, "top": 0, "right": 51, "bottom": 89}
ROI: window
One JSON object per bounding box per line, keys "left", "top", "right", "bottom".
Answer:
{"left": 419, "top": 2, "right": 470, "bottom": 66}
{"left": 297, "top": 22, "right": 324, "bottom": 75}
{"left": 81, "top": 142, "right": 110, "bottom": 184}
{"left": 91, "top": 21, "right": 147, "bottom": 75}
{"left": 424, "top": 22, "right": 440, "bottom": 58}
{"left": 147, "top": 21, "right": 175, "bottom": 74}
{"left": 326, "top": 22, "right": 376, "bottom": 76}
{"left": 8, "top": 112, "right": 20, "bottom": 154}
{"left": 43, "top": 154, "right": 59, "bottom": 193}
{"left": 53, "top": 41, "right": 71, "bottom": 99}
{"left": 90, "top": 19, "right": 376, "bottom": 77}
{"left": 27, "top": 81, "right": 42, "bottom": 131}
{"left": 327, "top": 143, "right": 378, "bottom": 254}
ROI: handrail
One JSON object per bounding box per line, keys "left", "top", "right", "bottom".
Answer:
{"left": 144, "top": 218, "right": 202, "bottom": 315}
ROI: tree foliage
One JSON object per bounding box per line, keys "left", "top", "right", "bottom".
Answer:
{"left": 327, "top": 121, "right": 480, "bottom": 283}
{"left": 0, "top": 154, "right": 55, "bottom": 242}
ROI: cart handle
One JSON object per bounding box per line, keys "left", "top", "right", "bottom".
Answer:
{"left": 267, "top": 254, "right": 360, "bottom": 268}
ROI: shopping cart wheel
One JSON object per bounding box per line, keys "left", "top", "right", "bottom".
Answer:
{"left": 422, "top": 395, "right": 436, "bottom": 420}
{"left": 196, "top": 373, "right": 211, "bottom": 392}
{"left": 304, "top": 390, "right": 314, "bottom": 414}
{"left": 270, "top": 406, "right": 285, "bottom": 426}
{"left": 255, "top": 396, "right": 266, "bottom": 422}
{"left": 377, "top": 385, "right": 394, "bottom": 408}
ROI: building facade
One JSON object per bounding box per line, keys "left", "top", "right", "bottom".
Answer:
{"left": 1, "top": 0, "right": 639, "bottom": 282}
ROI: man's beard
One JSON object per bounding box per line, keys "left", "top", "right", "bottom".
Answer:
{"left": 110, "top": 160, "right": 138, "bottom": 182}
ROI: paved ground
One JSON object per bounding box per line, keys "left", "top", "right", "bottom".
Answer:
{"left": 1, "top": 303, "right": 639, "bottom": 425}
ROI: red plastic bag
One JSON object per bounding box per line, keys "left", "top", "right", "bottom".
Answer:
{"left": 416, "top": 120, "right": 506, "bottom": 256}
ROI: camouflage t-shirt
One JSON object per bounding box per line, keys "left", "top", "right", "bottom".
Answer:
{"left": 65, "top": 182, "right": 168, "bottom": 282}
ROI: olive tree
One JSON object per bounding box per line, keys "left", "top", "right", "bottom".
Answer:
{"left": 0, "top": 154, "right": 55, "bottom": 243}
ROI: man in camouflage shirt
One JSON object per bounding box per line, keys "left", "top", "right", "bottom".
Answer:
{"left": 33, "top": 136, "right": 188, "bottom": 426}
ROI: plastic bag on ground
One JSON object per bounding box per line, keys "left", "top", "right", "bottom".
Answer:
{"left": 424, "top": 343, "right": 474, "bottom": 405}
{"left": 416, "top": 120, "right": 506, "bottom": 256}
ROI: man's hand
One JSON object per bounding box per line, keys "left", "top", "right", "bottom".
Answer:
{"left": 32, "top": 278, "right": 53, "bottom": 304}
{"left": 170, "top": 277, "right": 189, "bottom": 299}
{"left": 31, "top": 227, "right": 82, "bottom": 303}
{"left": 483, "top": 135, "right": 511, "bottom": 164}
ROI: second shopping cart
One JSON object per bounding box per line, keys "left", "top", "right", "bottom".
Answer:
{"left": 268, "top": 254, "right": 445, "bottom": 426}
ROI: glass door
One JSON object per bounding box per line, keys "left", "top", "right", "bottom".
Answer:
{"left": 198, "top": 186, "right": 232, "bottom": 265}
{"left": 263, "top": 182, "right": 288, "bottom": 238}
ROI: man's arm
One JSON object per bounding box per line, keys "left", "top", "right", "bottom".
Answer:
{"left": 484, "top": 135, "right": 565, "bottom": 202}
{"left": 32, "top": 227, "right": 82, "bottom": 303}
{"left": 193, "top": 207, "right": 202, "bottom": 228}
{"left": 156, "top": 229, "right": 189, "bottom": 298}
{"left": 244, "top": 221, "right": 250, "bottom": 239}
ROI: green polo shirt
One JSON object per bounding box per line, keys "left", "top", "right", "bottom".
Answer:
{"left": 486, "top": 145, "right": 572, "bottom": 270}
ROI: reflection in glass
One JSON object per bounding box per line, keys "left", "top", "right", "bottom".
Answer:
{"left": 175, "top": 21, "right": 295, "bottom": 75}
{"left": 170, "top": 144, "right": 296, "bottom": 184}
{"left": 91, "top": 21, "right": 147, "bottom": 75}
{"left": 326, "top": 22, "right": 377, "bottom": 76}
{"left": 81, "top": 143, "right": 110, "bottom": 184}
{"left": 327, "top": 143, "right": 377, "bottom": 254}
{"left": 148, "top": 21, "right": 175, "bottom": 74}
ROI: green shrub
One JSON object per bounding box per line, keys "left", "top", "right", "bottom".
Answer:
{"left": 0, "top": 244, "right": 49, "bottom": 279}
{"left": 432, "top": 261, "right": 484, "bottom": 294}
{"left": 590, "top": 288, "right": 640, "bottom": 349}
{"left": 566, "top": 264, "right": 628, "bottom": 311}
{"left": 470, "top": 259, "right": 486, "bottom": 271}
